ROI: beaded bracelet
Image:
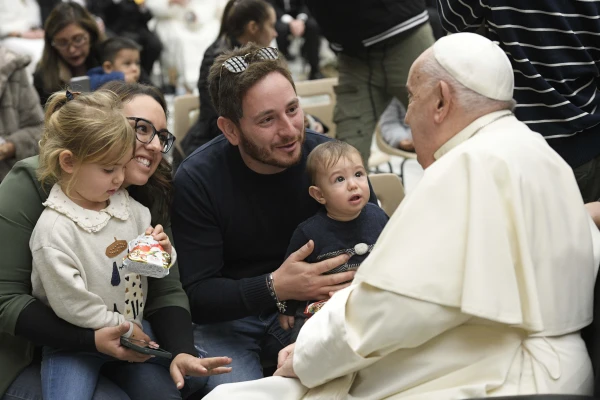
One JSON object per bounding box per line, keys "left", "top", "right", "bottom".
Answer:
{"left": 266, "top": 273, "right": 286, "bottom": 313}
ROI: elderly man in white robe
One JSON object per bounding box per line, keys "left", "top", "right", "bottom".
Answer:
{"left": 204, "top": 32, "right": 600, "bottom": 399}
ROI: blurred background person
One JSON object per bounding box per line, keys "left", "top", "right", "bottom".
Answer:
{"left": 99, "top": 0, "right": 163, "bottom": 80}
{"left": 147, "top": 0, "right": 225, "bottom": 93}
{"left": 0, "top": 0, "right": 44, "bottom": 80}
{"left": 33, "top": 2, "right": 105, "bottom": 105}
{"left": 0, "top": 45, "right": 44, "bottom": 181}
{"left": 266, "top": 0, "right": 322, "bottom": 80}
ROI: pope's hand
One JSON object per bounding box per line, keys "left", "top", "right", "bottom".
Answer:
{"left": 274, "top": 343, "right": 297, "bottom": 378}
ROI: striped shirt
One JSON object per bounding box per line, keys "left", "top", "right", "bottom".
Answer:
{"left": 437, "top": 0, "right": 600, "bottom": 167}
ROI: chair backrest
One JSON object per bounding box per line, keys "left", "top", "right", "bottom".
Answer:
{"left": 172, "top": 94, "right": 200, "bottom": 157}
{"left": 375, "top": 123, "right": 417, "bottom": 159}
{"left": 296, "top": 77, "right": 338, "bottom": 138}
{"left": 368, "top": 173, "right": 405, "bottom": 217}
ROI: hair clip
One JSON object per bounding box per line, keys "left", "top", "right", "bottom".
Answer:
{"left": 66, "top": 89, "right": 75, "bottom": 101}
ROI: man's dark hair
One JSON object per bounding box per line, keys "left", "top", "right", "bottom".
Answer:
{"left": 208, "top": 42, "right": 295, "bottom": 124}
{"left": 100, "top": 37, "right": 141, "bottom": 64}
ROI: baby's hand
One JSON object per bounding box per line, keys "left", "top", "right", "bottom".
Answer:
{"left": 145, "top": 225, "right": 172, "bottom": 255}
{"left": 278, "top": 314, "right": 295, "bottom": 331}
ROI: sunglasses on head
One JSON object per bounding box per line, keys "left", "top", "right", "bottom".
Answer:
{"left": 218, "top": 47, "right": 279, "bottom": 111}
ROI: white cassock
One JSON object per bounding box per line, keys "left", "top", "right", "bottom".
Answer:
{"left": 206, "top": 110, "right": 600, "bottom": 399}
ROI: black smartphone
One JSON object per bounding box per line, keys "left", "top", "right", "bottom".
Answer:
{"left": 69, "top": 76, "right": 91, "bottom": 92}
{"left": 120, "top": 337, "right": 172, "bottom": 359}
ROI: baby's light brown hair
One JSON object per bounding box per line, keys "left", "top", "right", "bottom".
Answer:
{"left": 37, "top": 90, "right": 135, "bottom": 196}
{"left": 306, "top": 140, "right": 364, "bottom": 185}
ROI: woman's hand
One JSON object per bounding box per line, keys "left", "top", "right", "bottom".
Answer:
{"left": 95, "top": 321, "right": 152, "bottom": 362}
{"left": 274, "top": 343, "right": 297, "bottom": 378}
{"left": 145, "top": 225, "right": 172, "bottom": 255}
{"left": 169, "top": 354, "right": 232, "bottom": 389}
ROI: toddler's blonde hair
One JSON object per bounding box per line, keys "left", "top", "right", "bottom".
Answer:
{"left": 37, "top": 90, "right": 135, "bottom": 195}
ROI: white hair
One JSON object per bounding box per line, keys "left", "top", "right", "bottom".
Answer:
{"left": 419, "top": 51, "right": 516, "bottom": 114}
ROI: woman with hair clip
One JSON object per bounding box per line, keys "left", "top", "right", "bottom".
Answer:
{"left": 32, "top": 2, "right": 121, "bottom": 106}
{"left": 0, "top": 82, "right": 231, "bottom": 400}
{"left": 180, "top": 0, "right": 277, "bottom": 157}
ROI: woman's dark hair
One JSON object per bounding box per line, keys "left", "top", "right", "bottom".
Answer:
{"left": 37, "top": 2, "right": 105, "bottom": 94}
{"left": 99, "top": 81, "right": 173, "bottom": 225}
{"left": 218, "top": 0, "right": 272, "bottom": 39}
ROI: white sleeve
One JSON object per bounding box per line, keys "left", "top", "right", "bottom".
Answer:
{"left": 145, "top": 0, "right": 174, "bottom": 18}
{"left": 294, "top": 282, "right": 470, "bottom": 388}
{"left": 32, "top": 246, "right": 125, "bottom": 329}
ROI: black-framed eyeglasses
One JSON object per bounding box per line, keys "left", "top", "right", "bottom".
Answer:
{"left": 127, "top": 117, "right": 175, "bottom": 154}
{"left": 218, "top": 47, "right": 279, "bottom": 111}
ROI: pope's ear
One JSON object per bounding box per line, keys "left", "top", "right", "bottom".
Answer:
{"left": 434, "top": 80, "right": 452, "bottom": 123}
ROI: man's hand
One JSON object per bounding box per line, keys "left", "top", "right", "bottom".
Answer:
{"left": 274, "top": 343, "right": 297, "bottom": 378}
{"left": 272, "top": 240, "right": 353, "bottom": 301}
{"left": 95, "top": 322, "right": 152, "bottom": 362}
{"left": 170, "top": 354, "right": 232, "bottom": 389}
{"left": 586, "top": 202, "right": 600, "bottom": 229}
{"left": 145, "top": 225, "right": 172, "bottom": 255}
{"left": 278, "top": 314, "right": 295, "bottom": 330}
{"left": 289, "top": 19, "right": 305, "bottom": 37}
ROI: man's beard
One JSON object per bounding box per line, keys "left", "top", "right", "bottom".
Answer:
{"left": 238, "top": 129, "right": 306, "bottom": 169}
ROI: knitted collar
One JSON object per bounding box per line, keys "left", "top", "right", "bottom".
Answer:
{"left": 43, "top": 184, "right": 131, "bottom": 233}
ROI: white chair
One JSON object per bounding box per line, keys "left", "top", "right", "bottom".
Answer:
{"left": 172, "top": 94, "right": 200, "bottom": 158}
{"left": 296, "top": 77, "right": 338, "bottom": 137}
{"left": 374, "top": 123, "right": 417, "bottom": 180}
{"left": 368, "top": 173, "right": 405, "bottom": 217}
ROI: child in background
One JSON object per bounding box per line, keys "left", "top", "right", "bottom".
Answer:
{"left": 88, "top": 37, "right": 141, "bottom": 90}
{"left": 278, "top": 141, "right": 389, "bottom": 342}
{"left": 29, "top": 90, "right": 176, "bottom": 400}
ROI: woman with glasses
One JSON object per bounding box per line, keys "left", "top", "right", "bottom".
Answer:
{"left": 0, "top": 81, "right": 230, "bottom": 400}
{"left": 32, "top": 2, "right": 121, "bottom": 106}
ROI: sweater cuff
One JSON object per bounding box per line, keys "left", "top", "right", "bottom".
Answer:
{"left": 281, "top": 14, "right": 293, "bottom": 24}
{"left": 15, "top": 301, "right": 96, "bottom": 352}
{"left": 240, "top": 274, "right": 276, "bottom": 313}
{"left": 297, "top": 13, "right": 308, "bottom": 22}
{"left": 146, "top": 306, "right": 197, "bottom": 357}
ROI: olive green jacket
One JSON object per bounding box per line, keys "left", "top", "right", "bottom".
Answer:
{"left": 0, "top": 156, "right": 190, "bottom": 395}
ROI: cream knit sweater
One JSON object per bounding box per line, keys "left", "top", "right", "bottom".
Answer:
{"left": 30, "top": 185, "right": 151, "bottom": 329}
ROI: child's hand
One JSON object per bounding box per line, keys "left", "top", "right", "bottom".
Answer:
{"left": 169, "top": 354, "right": 232, "bottom": 389}
{"left": 278, "top": 314, "right": 295, "bottom": 331}
{"left": 145, "top": 225, "right": 172, "bottom": 255}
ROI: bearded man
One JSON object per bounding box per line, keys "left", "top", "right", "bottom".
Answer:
{"left": 171, "top": 43, "right": 377, "bottom": 396}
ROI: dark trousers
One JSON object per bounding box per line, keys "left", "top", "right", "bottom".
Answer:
{"left": 275, "top": 17, "right": 320, "bottom": 72}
